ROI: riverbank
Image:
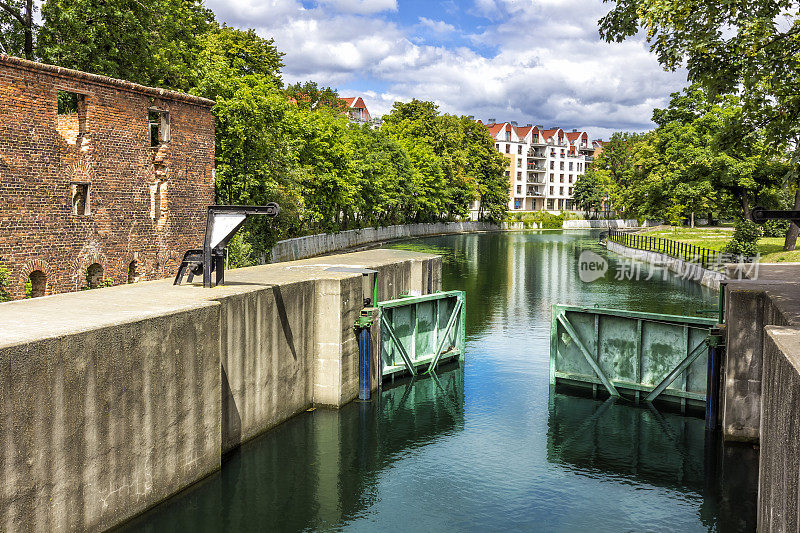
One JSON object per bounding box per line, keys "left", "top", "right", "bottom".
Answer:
{"left": 269, "top": 219, "right": 644, "bottom": 263}
{"left": 639, "top": 226, "right": 800, "bottom": 263}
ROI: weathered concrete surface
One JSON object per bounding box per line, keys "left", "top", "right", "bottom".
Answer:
{"left": 0, "top": 248, "right": 440, "bottom": 532}
{"left": 606, "top": 239, "right": 727, "bottom": 289}
{"left": 758, "top": 326, "right": 800, "bottom": 533}
{"left": 269, "top": 221, "right": 498, "bottom": 262}
{"left": 721, "top": 269, "right": 800, "bottom": 443}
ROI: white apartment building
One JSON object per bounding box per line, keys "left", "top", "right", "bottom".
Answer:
{"left": 484, "top": 121, "right": 594, "bottom": 211}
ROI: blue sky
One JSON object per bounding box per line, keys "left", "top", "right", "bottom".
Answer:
{"left": 205, "top": 0, "right": 689, "bottom": 140}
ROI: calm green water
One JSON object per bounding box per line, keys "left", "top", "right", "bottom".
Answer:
{"left": 125, "top": 230, "right": 757, "bottom": 532}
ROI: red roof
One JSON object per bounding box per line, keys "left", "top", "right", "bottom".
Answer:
{"left": 514, "top": 126, "right": 532, "bottom": 139}
{"left": 486, "top": 123, "right": 506, "bottom": 137}
{"left": 566, "top": 131, "right": 587, "bottom": 142}
{"left": 339, "top": 97, "right": 371, "bottom": 121}
{"left": 539, "top": 128, "right": 561, "bottom": 141}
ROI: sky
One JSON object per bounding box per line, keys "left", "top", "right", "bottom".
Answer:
{"left": 204, "top": 0, "right": 690, "bottom": 140}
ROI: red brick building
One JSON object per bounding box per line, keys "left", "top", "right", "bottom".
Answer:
{"left": 0, "top": 55, "right": 215, "bottom": 299}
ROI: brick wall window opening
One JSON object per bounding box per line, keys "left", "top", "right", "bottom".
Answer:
{"left": 86, "top": 263, "right": 104, "bottom": 289}
{"left": 127, "top": 261, "right": 139, "bottom": 284}
{"left": 71, "top": 183, "right": 90, "bottom": 215}
{"left": 25, "top": 270, "right": 46, "bottom": 298}
{"left": 149, "top": 109, "right": 170, "bottom": 147}
{"left": 56, "top": 90, "right": 87, "bottom": 141}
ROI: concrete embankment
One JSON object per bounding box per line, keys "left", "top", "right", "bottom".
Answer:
{"left": 606, "top": 239, "right": 727, "bottom": 290}
{"left": 269, "top": 221, "right": 499, "bottom": 262}
{"left": 0, "top": 249, "right": 440, "bottom": 532}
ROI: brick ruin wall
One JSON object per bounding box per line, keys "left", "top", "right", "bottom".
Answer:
{"left": 0, "top": 56, "right": 215, "bottom": 298}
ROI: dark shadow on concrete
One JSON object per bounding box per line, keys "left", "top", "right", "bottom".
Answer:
{"left": 221, "top": 365, "right": 241, "bottom": 453}
{"left": 272, "top": 285, "right": 297, "bottom": 361}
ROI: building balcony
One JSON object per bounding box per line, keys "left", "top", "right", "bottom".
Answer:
{"left": 527, "top": 165, "right": 546, "bottom": 172}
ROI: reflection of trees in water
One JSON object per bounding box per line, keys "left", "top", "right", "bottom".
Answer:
{"left": 547, "top": 393, "right": 757, "bottom": 532}
{"left": 123, "top": 366, "right": 465, "bottom": 532}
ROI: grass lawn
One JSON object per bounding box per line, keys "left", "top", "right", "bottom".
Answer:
{"left": 639, "top": 226, "right": 800, "bottom": 263}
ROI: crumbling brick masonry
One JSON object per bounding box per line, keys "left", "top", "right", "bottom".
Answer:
{"left": 0, "top": 55, "right": 215, "bottom": 298}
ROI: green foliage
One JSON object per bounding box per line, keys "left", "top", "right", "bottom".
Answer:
{"left": 38, "top": 0, "right": 214, "bottom": 90}
{"left": 507, "top": 211, "right": 564, "bottom": 229}
{"left": 9, "top": 2, "right": 508, "bottom": 261}
{"left": 724, "top": 218, "right": 763, "bottom": 257}
{"left": 0, "top": 262, "right": 10, "bottom": 302}
{"left": 599, "top": 87, "right": 791, "bottom": 225}
{"left": 762, "top": 219, "right": 790, "bottom": 238}
{"left": 573, "top": 168, "right": 613, "bottom": 218}
{"left": 286, "top": 81, "right": 347, "bottom": 113}
{"left": 0, "top": 0, "right": 35, "bottom": 59}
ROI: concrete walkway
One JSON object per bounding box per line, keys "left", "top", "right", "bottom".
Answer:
{"left": 0, "top": 248, "right": 429, "bottom": 349}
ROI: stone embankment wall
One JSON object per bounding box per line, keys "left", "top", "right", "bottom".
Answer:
{"left": 562, "top": 219, "right": 642, "bottom": 229}
{"left": 606, "top": 239, "right": 726, "bottom": 290}
{"left": 268, "top": 221, "right": 499, "bottom": 262}
{"left": 0, "top": 249, "right": 440, "bottom": 532}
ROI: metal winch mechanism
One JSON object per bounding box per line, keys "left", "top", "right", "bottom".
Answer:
{"left": 174, "top": 203, "right": 280, "bottom": 288}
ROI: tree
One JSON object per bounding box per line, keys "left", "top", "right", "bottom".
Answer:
{"left": 38, "top": 0, "right": 214, "bottom": 90}
{"left": 599, "top": 0, "right": 799, "bottom": 243}
{"left": 573, "top": 168, "right": 614, "bottom": 218}
{"left": 0, "top": 0, "right": 34, "bottom": 59}
{"left": 286, "top": 81, "right": 347, "bottom": 113}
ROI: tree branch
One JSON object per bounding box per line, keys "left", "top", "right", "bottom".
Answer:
{"left": 0, "top": 0, "right": 24, "bottom": 25}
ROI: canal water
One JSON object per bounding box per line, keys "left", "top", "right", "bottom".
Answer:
{"left": 125, "top": 230, "right": 758, "bottom": 532}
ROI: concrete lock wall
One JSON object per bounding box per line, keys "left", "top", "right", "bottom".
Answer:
{"left": 758, "top": 325, "right": 800, "bottom": 532}
{"left": 0, "top": 249, "right": 440, "bottom": 531}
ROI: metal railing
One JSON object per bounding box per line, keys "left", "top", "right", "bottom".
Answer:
{"left": 607, "top": 229, "right": 729, "bottom": 271}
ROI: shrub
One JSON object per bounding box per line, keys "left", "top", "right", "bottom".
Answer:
{"left": 0, "top": 263, "right": 10, "bottom": 302}
{"left": 724, "top": 218, "right": 762, "bottom": 258}
{"left": 762, "top": 219, "right": 790, "bottom": 238}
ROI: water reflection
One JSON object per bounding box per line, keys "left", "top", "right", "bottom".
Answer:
{"left": 123, "top": 365, "right": 465, "bottom": 532}
{"left": 547, "top": 392, "right": 758, "bottom": 531}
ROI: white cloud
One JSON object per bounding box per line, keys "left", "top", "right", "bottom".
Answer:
{"left": 418, "top": 17, "right": 456, "bottom": 34}
{"left": 204, "top": 0, "right": 688, "bottom": 137}
{"left": 317, "top": 0, "right": 397, "bottom": 14}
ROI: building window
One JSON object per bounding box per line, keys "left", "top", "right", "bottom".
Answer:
{"left": 550, "top": 161, "right": 554, "bottom": 169}
{"left": 569, "top": 175, "right": 573, "bottom": 183}
{"left": 560, "top": 149, "right": 565, "bottom": 156}
{"left": 569, "top": 162, "right": 573, "bottom": 171}
{"left": 149, "top": 108, "right": 170, "bottom": 146}
{"left": 495, "top": 144, "right": 499, "bottom": 150}
{"left": 560, "top": 187, "right": 564, "bottom": 195}
{"left": 549, "top": 173, "right": 554, "bottom": 182}
{"left": 71, "top": 183, "right": 90, "bottom": 215}
{"left": 517, "top": 185, "right": 522, "bottom": 194}
{"left": 505, "top": 144, "right": 510, "bottom": 154}
{"left": 25, "top": 270, "right": 46, "bottom": 298}
{"left": 86, "top": 263, "right": 104, "bottom": 289}
{"left": 560, "top": 174, "right": 564, "bottom": 182}
{"left": 547, "top": 199, "right": 554, "bottom": 210}
{"left": 514, "top": 198, "right": 522, "bottom": 209}
{"left": 127, "top": 261, "right": 139, "bottom": 283}
{"left": 505, "top": 171, "right": 510, "bottom": 178}
{"left": 569, "top": 187, "right": 573, "bottom": 195}
{"left": 505, "top": 132, "right": 511, "bottom": 142}
{"left": 549, "top": 186, "right": 554, "bottom": 195}
{"left": 518, "top": 145, "right": 522, "bottom": 154}
{"left": 517, "top": 172, "right": 522, "bottom": 180}
{"left": 560, "top": 162, "right": 564, "bottom": 170}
